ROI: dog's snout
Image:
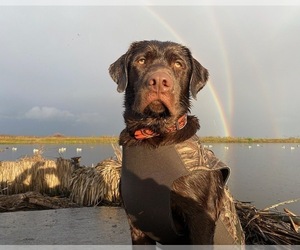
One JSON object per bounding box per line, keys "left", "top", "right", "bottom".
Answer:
{"left": 148, "top": 72, "right": 173, "bottom": 92}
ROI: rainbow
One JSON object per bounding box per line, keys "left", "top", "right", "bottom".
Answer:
{"left": 145, "top": 6, "right": 232, "bottom": 136}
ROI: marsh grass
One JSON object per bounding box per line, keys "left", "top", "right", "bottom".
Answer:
{"left": 0, "top": 155, "right": 73, "bottom": 196}
{"left": 200, "top": 136, "right": 300, "bottom": 143}
{"left": 1, "top": 135, "right": 300, "bottom": 144}
{"left": 0, "top": 135, "right": 118, "bottom": 144}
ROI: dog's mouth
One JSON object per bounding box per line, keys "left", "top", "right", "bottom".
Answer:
{"left": 142, "top": 99, "right": 173, "bottom": 118}
{"left": 136, "top": 85, "right": 179, "bottom": 118}
{"left": 145, "top": 100, "right": 169, "bottom": 115}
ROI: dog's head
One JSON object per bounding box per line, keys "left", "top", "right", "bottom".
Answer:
{"left": 109, "top": 40, "right": 208, "bottom": 121}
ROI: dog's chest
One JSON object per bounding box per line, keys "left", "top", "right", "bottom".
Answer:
{"left": 121, "top": 144, "right": 188, "bottom": 244}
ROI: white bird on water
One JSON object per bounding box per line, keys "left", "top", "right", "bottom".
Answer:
{"left": 58, "top": 147, "right": 66, "bottom": 153}
{"left": 33, "top": 148, "right": 39, "bottom": 154}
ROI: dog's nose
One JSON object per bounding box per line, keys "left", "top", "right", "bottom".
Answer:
{"left": 148, "top": 72, "right": 173, "bottom": 93}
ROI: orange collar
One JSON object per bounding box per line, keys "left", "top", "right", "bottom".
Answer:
{"left": 134, "top": 114, "right": 188, "bottom": 140}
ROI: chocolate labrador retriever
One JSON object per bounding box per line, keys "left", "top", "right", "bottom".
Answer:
{"left": 109, "top": 40, "right": 244, "bottom": 245}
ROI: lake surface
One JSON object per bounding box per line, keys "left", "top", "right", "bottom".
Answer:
{"left": 1, "top": 143, "right": 299, "bottom": 214}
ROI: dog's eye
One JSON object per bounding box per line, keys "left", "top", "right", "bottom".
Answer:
{"left": 174, "top": 61, "right": 183, "bottom": 68}
{"left": 138, "top": 58, "right": 146, "bottom": 65}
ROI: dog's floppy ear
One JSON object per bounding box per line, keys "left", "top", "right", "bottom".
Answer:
{"left": 109, "top": 54, "right": 128, "bottom": 93}
{"left": 190, "top": 58, "right": 209, "bottom": 99}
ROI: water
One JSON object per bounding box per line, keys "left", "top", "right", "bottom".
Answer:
{"left": 1, "top": 143, "right": 299, "bottom": 213}
{"left": 0, "top": 144, "right": 115, "bottom": 167}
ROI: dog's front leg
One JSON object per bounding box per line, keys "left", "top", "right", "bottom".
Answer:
{"left": 127, "top": 217, "right": 156, "bottom": 245}
{"left": 187, "top": 209, "right": 216, "bottom": 244}
{"left": 172, "top": 170, "right": 224, "bottom": 245}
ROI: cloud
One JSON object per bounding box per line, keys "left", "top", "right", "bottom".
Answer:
{"left": 24, "top": 106, "right": 75, "bottom": 121}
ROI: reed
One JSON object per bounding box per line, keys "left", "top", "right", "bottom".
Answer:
{"left": 236, "top": 200, "right": 300, "bottom": 244}
{"left": 0, "top": 154, "right": 73, "bottom": 196}
{"left": 69, "top": 145, "right": 122, "bottom": 206}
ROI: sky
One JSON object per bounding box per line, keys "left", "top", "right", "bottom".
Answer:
{"left": 0, "top": 1, "right": 300, "bottom": 138}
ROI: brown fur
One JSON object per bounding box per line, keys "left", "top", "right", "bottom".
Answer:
{"left": 109, "top": 40, "right": 226, "bottom": 244}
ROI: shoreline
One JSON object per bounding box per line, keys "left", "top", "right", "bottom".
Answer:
{"left": 1, "top": 135, "right": 300, "bottom": 144}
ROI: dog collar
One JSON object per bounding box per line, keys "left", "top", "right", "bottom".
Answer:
{"left": 134, "top": 114, "right": 188, "bottom": 140}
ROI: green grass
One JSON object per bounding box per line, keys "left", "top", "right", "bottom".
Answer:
{"left": 1, "top": 134, "right": 300, "bottom": 144}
